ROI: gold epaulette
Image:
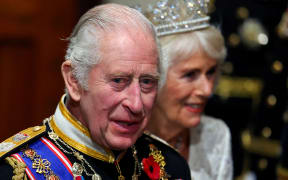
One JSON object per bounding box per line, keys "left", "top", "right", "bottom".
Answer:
{"left": 0, "top": 125, "right": 46, "bottom": 160}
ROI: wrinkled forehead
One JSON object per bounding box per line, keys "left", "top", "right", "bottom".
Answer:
{"left": 102, "top": 28, "right": 158, "bottom": 57}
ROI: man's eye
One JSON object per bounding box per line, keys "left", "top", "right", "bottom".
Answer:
{"left": 140, "top": 78, "right": 158, "bottom": 92}
{"left": 111, "top": 78, "right": 128, "bottom": 90}
{"left": 112, "top": 78, "right": 123, "bottom": 84}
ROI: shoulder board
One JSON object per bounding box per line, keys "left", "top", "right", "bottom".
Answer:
{"left": 143, "top": 131, "right": 177, "bottom": 151}
{"left": 0, "top": 125, "right": 46, "bottom": 160}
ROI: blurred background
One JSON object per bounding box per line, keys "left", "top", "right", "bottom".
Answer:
{"left": 0, "top": 0, "right": 287, "bottom": 179}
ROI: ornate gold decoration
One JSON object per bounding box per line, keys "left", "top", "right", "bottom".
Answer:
{"left": 22, "top": 147, "right": 59, "bottom": 179}
{"left": 45, "top": 117, "right": 101, "bottom": 179}
{"left": 0, "top": 125, "right": 46, "bottom": 158}
{"left": 32, "top": 158, "right": 51, "bottom": 174}
{"left": 46, "top": 108, "right": 141, "bottom": 180}
{"left": 5, "top": 156, "right": 28, "bottom": 180}
{"left": 148, "top": 144, "right": 170, "bottom": 180}
{"left": 54, "top": 99, "right": 115, "bottom": 162}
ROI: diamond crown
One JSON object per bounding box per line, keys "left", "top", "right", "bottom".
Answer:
{"left": 135, "top": 0, "right": 210, "bottom": 36}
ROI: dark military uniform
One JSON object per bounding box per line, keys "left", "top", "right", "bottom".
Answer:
{"left": 0, "top": 96, "right": 191, "bottom": 180}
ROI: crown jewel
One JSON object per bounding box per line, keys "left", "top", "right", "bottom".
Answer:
{"left": 135, "top": 0, "right": 210, "bottom": 36}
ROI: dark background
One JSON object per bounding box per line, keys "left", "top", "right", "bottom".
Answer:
{"left": 0, "top": 0, "right": 287, "bottom": 179}
{"left": 206, "top": 0, "right": 288, "bottom": 179}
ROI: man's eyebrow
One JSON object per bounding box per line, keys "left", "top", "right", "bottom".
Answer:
{"left": 141, "top": 73, "right": 160, "bottom": 80}
{"left": 107, "top": 72, "right": 132, "bottom": 77}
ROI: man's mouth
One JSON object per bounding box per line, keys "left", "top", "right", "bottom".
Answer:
{"left": 117, "top": 121, "right": 137, "bottom": 127}
{"left": 112, "top": 120, "right": 142, "bottom": 133}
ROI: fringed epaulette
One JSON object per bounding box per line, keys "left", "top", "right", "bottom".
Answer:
{"left": 5, "top": 156, "right": 28, "bottom": 180}
{"left": 0, "top": 125, "right": 46, "bottom": 160}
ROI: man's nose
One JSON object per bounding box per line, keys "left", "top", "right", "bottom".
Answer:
{"left": 123, "top": 81, "right": 144, "bottom": 116}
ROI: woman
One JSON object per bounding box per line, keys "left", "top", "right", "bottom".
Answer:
{"left": 147, "top": 25, "right": 233, "bottom": 179}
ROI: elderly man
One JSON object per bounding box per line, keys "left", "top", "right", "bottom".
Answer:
{"left": 0, "top": 3, "right": 191, "bottom": 180}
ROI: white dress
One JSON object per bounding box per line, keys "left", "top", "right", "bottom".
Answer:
{"left": 188, "top": 115, "right": 233, "bottom": 180}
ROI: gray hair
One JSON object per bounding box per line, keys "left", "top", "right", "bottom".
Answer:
{"left": 65, "top": 3, "right": 158, "bottom": 90}
{"left": 158, "top": 26, "right": 227, "bottom": 89}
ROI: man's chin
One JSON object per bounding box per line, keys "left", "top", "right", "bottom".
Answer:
{"left": 108, "top": 137, "right": 138, "bottom": 150}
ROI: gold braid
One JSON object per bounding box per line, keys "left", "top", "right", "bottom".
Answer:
{"left": 5, "top": 157, "right": 28, "bottom": 180}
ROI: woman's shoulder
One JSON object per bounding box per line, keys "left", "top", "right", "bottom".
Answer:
{"left": 201, "top": 115, "right": 230, "bottom": 134}
{"left": 190, "top": 115, "right": 231, "bottom": 145}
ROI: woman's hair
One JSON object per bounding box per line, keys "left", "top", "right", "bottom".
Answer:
{"left": 65, "top": 3, "right": 158, "bottom": 90}
{"left": 158, "top": 26, "right": 227, "bottom": 88}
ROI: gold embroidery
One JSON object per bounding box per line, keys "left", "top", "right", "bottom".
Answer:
{"left": 51, "top": 103, "right": 115, "bottom": 163}
{"left": 0, "top": 126, "right": 46, "bottom": 158}
{"left": 148, "top": 144, "right": 170, "bottom": 180}
{"left": 32, "top": 158, "right": 51, "bottom": 174}
{"left": 22, "top": 147, "right": 59, "bottom": 179}
{"left": 5, "top": 156, "right": 28, "bottom": 180}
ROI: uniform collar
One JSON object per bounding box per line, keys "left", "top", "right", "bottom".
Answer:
{"left": 51, "top": 95, "right": 115, "bottom": 163}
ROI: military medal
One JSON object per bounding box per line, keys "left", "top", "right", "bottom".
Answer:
{"left": 47, "top": 174, "right": 60, "bottom": 180}
{"left": 72, "top": 162, "right": 84, "bottom": 180}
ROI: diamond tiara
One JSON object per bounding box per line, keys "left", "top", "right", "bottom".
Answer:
{"left": 134, "top": 0, "right": 211, "bottom": 36}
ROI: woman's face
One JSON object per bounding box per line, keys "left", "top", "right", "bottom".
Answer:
{"left": 157, "top": 49, "right": 219, "bottom": 128}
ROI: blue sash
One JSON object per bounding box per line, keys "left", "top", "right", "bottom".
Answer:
{"left": 14, "top": 137, "right": 75, "bottom": 180}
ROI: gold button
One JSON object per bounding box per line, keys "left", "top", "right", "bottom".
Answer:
{"left": 33, "top": 126, "right": 41, "bottom": 132}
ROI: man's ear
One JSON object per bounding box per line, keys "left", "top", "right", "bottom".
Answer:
{"left": 61, "top": 61, "right": 82, "bottom": 101}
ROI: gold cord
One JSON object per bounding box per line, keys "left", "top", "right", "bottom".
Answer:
{"left": 5, "top": 157, "right": 28, "bottom": 180}
{"left": 45, "top": 116, "right": 141, "bottom": 179}
{"left": 114, "top": 146, "right": 141, "bottom": 180}
{"left": 45, "top": 118, "right": 98, "bottom": 178}
{"left": 132, "top": 145, "right": 141, "bottom": 179}
{"left": 115, "top": 160, "right": 125, "bottom": 180}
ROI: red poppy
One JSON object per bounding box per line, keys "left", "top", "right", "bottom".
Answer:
{"left": 142, "top": 155, "right": 160, "bottom": 180}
